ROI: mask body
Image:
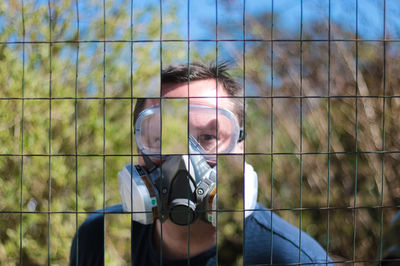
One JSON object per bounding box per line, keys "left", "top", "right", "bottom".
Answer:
{"left": 118, "top": 152, "right": 258, "bottom": 226}
{"left": 119, "top": 137, "right": 218, "bottom": 226}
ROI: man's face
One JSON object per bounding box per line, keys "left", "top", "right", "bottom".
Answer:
{"left": 137, "top": 78, "right": 243, "bottom": 167}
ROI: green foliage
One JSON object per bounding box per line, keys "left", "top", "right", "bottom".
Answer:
{"left": 233, "top": 10, "right": 400, "bottom": 265}
{"left": 0, "top": 0, "right": 179, "bottom": 264}
{"left": 1, "top": 1, "right": 399, "bottom": 265}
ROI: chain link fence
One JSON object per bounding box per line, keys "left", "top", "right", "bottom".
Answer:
{"left": 0, "top": 0, "right": 399, "bottom": 265}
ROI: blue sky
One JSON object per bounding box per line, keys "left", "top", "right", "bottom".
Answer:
{"left": 181, "top": 0, "right": 397, "bottom": 40}
{"left": 2, "top": 0, "right": 398, "bottom": 42}
{"left": 1, "top": 0, "right": 398, "bottom": 96}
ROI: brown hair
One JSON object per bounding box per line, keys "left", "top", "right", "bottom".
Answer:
{"left": 133, "top": 62, "right": 244, "bottom": 126}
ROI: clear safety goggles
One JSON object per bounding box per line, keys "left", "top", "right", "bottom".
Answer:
{"left": 135, "top": 104, "right": 243, "bottom": 161}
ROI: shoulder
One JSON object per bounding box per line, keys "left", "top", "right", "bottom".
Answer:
{"left": 76, "top": 204, "right": 124, "bottom": 237}
{"left": 244, "top": 203, "right": 331, "bottom": 265}
{"left": 69, "top": 204, "right": 124, "bottom": 266}
{"left": 382, "top": 210, "right": 400, "bottom": 262}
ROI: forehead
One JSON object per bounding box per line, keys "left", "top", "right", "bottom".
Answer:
{"left": 144, "top": 79, "right": 234, "bottom": 110}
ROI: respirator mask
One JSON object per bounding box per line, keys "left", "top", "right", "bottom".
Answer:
{"left": 118, "top": 104, "right": 258, "bottom": 226}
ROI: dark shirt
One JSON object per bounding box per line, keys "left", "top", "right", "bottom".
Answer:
{"left": 381, "top": 211, "right": 400, "bottom": 265}
{"left": 70, "top": 203, "right": 332, "bottom": 265}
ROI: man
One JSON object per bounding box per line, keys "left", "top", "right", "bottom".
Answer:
{"left": 70, "top": 62, "right": 331, "bottom": 265}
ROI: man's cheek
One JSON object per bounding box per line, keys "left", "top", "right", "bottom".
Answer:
{"left": 232, "top": 141, "right": 244, "bottom": 154}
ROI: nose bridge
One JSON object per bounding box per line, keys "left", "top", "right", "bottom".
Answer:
{"left": 158, "top": 102, "right": 231, "bottom": 158}
{"left": 161, "top": 99, "right": 189, "bottom": 155}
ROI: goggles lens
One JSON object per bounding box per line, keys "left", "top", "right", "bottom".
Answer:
{"left": 135, "top": 105, "right": 240, "bottom": 159}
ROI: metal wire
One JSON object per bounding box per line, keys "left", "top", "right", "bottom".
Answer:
{"left": 269, "top": 0, "right": 275, "bottom": 263}
{"left": 19, "top": 1, "right": 25, "bottom": 264}
{"left": 73, "top": 0, "right": 80, "bottom": 264}
{"left": 47, "top": 1, "right": 53, "bottom": 264}
{"left": 353, "top": 0, "right": 360, "bottom": 261}
{"left": 158, "top": 0, "right": 164, "bottom": 264}
{"left": 1, "top": 150, "right": 400, "bottom": 157}
{"left": 3, "top": 38, "right": 400, "bottom": 45}
{"left": 378, "top": 0, "right": 387, "bottom": 264}
{"left": 326, "top": 0, "right": 332, "bottom": 262}
{"left": 1, "top": 0, "right": 399, "bottom": 265}
{"left": 214, "top": 0, "right": 219, "bottom": 263}
{"left": 186, "top": 1, "right": 191, "bottom": 264}
{"left": 129, "top": 0, "right": 134, "bottom": 265}
{"left": 242, "top": 0, "right": 246, "bottom": 262}
{"left": 102, "top": 0, "right": 107, "bottom": 262}
{"left": 299, "top": 0, "right": 304, "bottom": 263}
{"left": 3, "top": 95, "right": 400, "bottom": 100}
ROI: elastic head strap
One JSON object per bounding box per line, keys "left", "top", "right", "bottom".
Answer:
{"left": 142, "top": 152, "right": 157, "bottom": 173}
{"left": 238, "top": 129, "right": 246, "bottom": 142}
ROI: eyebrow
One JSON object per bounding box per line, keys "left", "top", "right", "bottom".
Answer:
{"left": 190, "top": 118, "right": 217, "bottom": 131}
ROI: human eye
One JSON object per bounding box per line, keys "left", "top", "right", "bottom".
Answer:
{"left": 146, "top": 133, "right": 161, "bottom": 149}
{"left": 200, "top": 134, "right": 216, "bottom": 141}
{"left": 152, "top": 137, "right": 161, "bottom": 145}
{"left": 197, "top": 133, "right": 217, "bottom": 151}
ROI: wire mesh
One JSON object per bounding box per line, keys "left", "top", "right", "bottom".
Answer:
{"left": 0, "top": 0, "right": 399, "bottom": 265}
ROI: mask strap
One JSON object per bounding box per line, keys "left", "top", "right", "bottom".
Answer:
{"left": 238, "top": 129, "right": 246, "bottom": 142}
{"left": 140, "top": 152, "right": 168, "bottom": 221}
{"left": 141, "top": 152, "right": 157, "bottom": 173}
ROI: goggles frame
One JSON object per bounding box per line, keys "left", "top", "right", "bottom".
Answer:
{"left": 134, "top": 104, "right": 243, "bottom": 160}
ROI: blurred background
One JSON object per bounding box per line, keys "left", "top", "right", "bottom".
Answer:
{"left": 0, "top": 0, "right": 399, "bottom": 265}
